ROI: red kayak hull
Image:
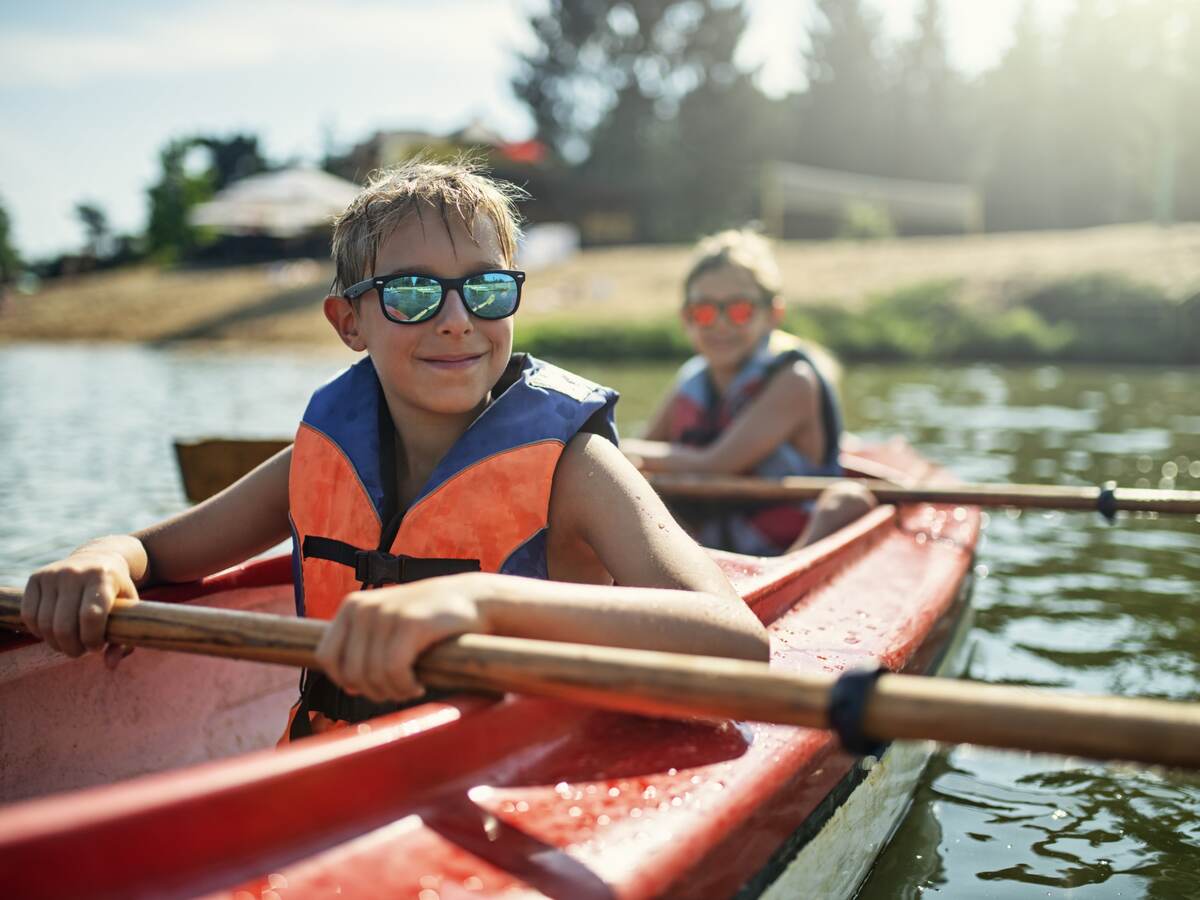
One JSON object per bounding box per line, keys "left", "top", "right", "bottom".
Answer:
{"left": 0, "top": 440, "right": 980, "bottom": 898}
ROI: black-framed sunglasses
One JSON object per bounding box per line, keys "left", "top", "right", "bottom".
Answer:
{"left": 342, "top": 270, "right": 526, "bottom": 324}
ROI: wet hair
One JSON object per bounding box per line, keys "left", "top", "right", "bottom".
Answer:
{"left": 683, "top": 228, "right": 782, "bottom": 303}
{"left": 331, "top": 154, "right": 526, "bottom": 294}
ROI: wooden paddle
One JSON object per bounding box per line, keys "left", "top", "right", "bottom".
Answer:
{"left": 3, "top": 588, "right": 1199, "bottom": 770}
{"left": 173, "top": 438, "right": 1200, "bottom": 516}
{"left": 643, "top": 474, "right": 1200, "bottom": 516}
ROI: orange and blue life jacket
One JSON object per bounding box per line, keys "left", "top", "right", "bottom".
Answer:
{"left": 284, "top": 353, "right": 618, "bottom": 738}
{"left": 665, "top": 330, "right": 842, "bottom": 555}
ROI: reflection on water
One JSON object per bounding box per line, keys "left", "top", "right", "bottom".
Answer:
{"left": 1, "top": 347, "right": 1197, "bottom": 896}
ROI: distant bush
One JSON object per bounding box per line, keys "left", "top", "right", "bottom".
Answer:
{"left": 515, "top": 273, "right": 1194, "bottom": 365}
{"left": 836, "top": 202, "right": 896, "bottom": 241}
{"left": 518, "top": 317, "right": 692, "bottom": 360}
{"left": 1020, "top": 272, "right": 1191, "bottom": 363}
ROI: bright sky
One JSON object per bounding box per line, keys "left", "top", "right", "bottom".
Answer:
{"left": 0, "top": 0, "right": 1071, "bottom": 258}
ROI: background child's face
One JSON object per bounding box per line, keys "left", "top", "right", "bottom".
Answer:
{"left": 683, "top": 265, "right": 778, "bottom": 374}
{"left": 349, "top": 210, "right": 514, "bottom": 417}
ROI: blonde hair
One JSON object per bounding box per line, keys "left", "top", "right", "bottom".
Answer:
{"left": 684, "top": 228, "right": 842, "bottom": 385}
{"left": 684, "top": 228, "right": 782, "bottom": 301}
{"left": 331, "top": 155, "right": 526, "bottom": 294}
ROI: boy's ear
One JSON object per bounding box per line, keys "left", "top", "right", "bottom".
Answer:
{"left": 323, "top": 295, "right": 367, "bottom": 351}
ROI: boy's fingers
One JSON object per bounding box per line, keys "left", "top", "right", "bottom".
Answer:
{"left": 51, "top": 586, "right": 86, "bottom": 657}
{"left": 37, "top": 584, "right": 64, "bottom": 650}
{"left": 79, "top": 581, "right": 113, "bottom": 651}
{"left": 103, "top": 644, "right": 134, "bottom": 670}
{"left": 117, "top": 568, "right": 139, "bottom": 601}
{"left": 361, "top": 617, "right": 394, "bottom": 703}
{"left": 338, "top": 604, "right": 375, "bottom": 698}
{"left": 315, "top": 609, "right": 349, "bottom": 686}
{"left": 21, "top": 578, "right": 42, "bottom": 636}
{"left": 383, "top": 628, "right": 423, "bottom": 701}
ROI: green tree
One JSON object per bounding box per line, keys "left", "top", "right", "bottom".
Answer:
{"left": 193, "top": 133, "right": 269, "bottom": 191}
{"left": 0, "top": 197, "right": 21, "bottom": 284}
{"left": 977, "top": 1, "right": 1059, "bottom": 230}
{"left": 792, "top": 0, "right": 889, "bottom": 175}
{"left": 75, "top": 201, "right": 110, "bottom": 258}
{"left": 890, "top": 0, "right": 967, "bottom": 182}
{"left": 513, "top": 0, "right": 764, "bottom": 240}
{"left": 145, "top": 138, "right": 213, "bottom": 261}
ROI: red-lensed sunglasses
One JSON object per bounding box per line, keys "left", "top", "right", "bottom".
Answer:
{"left": 684, "top": 298, "right": 762, "bottom": 327}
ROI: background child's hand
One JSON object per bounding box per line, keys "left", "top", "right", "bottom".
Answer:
{"left": 22, "top": 551, "right": 139, "bottom": 658}
{"left": 315, "top": 574, "right": 489, "bottom": 704}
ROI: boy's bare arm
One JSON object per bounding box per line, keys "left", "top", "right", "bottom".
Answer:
{"left": 547, "top": 434, "right": 768, "bottom": 657}
{"left": 316, "top": 436, "right": 769, "bottom": 704}
{"left": 22, "top": 447, "right": 293, "bottom": 657}
{"left": 136, "top": 446, "right": 293, "bottom": 584}
{"left": 628, "top": 362, "right": 823, "bottom": 475}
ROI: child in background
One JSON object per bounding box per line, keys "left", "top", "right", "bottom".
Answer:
{"left": 22, "top": 160, "right": 768, "bottom": 740}
{"left": 625, "top": 229, "right": 875, "bottom": 555}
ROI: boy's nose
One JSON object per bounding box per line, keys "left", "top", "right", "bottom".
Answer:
{"left": 435, "top": 289, "right": 473, "bottom": 334}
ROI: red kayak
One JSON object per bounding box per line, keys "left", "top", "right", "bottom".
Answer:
{"left": 0, "top": 440, "right": 979, "bottom": 898}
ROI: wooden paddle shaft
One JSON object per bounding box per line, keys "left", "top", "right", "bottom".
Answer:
{"left": 645, "top": 473, "right": 1200, "bottom": 515}
{"left": 2, "top": 590, "right": 1199, "bottom": 769}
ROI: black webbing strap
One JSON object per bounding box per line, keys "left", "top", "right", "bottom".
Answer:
{"left": 1097, "top": 482, "right": 1118, "bottom": 524}
{"left": 302, "top": 535, "right": 481, "bottom": 586}
{"left": 288, "top": 670, "right": 459, "bottom": 740}
{"left": 827, "top": 665, "right": 888, "bottom": 758}
{"left": 291, "top": 539, "right": 482, "bottom": 740}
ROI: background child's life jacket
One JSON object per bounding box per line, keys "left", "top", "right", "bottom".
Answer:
{"left": 665, "top": 330, "right": 843, "bottom": 555}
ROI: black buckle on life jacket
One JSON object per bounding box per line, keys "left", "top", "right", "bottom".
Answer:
{"left": 355, "top": 549, "right": 404, "bottom": 585}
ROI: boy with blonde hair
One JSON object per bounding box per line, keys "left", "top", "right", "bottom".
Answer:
{"left": 22, "top": 160, "right": 768, "bottom": 739}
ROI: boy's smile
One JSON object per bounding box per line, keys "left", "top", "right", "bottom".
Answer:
{"left": 327, "top": 207, "right": 515, "bottom": 426}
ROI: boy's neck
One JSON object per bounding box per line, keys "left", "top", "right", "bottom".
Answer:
{"left": 381, "top": 390, "right": 490, "bottom": 496}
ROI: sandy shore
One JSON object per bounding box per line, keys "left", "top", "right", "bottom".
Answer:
{"left": 2, "top": 223, "right": 1198, "bottom": 345}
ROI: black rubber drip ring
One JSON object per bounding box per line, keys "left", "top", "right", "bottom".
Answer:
{"left": 828, "top": 665, "right": 888, "bottom": 757}
{"left": 1097, "top": 482, "right": 1119, "bottom": 524}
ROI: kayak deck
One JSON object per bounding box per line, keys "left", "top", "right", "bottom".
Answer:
{"left": 0, "top": 440, "right": 980, "bottom": 898}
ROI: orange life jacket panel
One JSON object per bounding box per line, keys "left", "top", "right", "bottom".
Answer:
{"left": 283, "top": 353, "right": 618, "bottom": 739}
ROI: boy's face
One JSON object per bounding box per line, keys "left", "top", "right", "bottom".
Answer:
{"left": 329, "top": 209, "right": 514, "bottom": 418}
{"left": 683, "top": 265, "right": 780, "bottom": 375}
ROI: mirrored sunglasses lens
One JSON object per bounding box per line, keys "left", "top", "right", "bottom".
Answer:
{"left": 382, "top": 276, "right": 442, "bottom": 322}
{"left": 727, "top": 301, "right": 757, "bottom": 325}
{"left": 688, "top": 303, "right": 719, "bottom": 327}
{"left": 462, "top": 272, "right": 519, "bottom": 319}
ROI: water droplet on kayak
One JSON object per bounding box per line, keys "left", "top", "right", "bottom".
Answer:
{"left": 419, "top": 875, "right": 441, "bottom": 889}
{"left": 597, "top": 814, "right": 611, "bottom": 826}
{"left": 569, "top": 806, "right": 582, "bottom": 817}
{"left": 463, "top": 876, "right": 484, "bottom": 891}
{"left": 608, "top": 786, "right": 620, "bottom": 798}
{"left": 268, "top": 874, "right": 289, "bottom": 889}
{"left": 554, "top": 781, "right": 571, "bottom": 797}
{"left": 667, "top": 768, "right": 677, "bottom": 776}
{"left": 643, "top": 786, "right": 656, "bottom": 800}
{"left": 630, "top": 807, "right": 643, "bottom": 818}
{"left": 515, "top": 800, "right": 529, "bottom": 813}
{"left": 418, "top": 890, "right": 439, "bottom": 900}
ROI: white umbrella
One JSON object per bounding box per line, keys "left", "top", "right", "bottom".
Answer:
{"left": 190, "top": 167, "right": 360, "bottom": 238}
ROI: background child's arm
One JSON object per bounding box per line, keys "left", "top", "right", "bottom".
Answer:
{"left": 22, "top": 447, "right": 293, "bottom": 657}
{"left": 626, "top": 361, "right": 824, "bottom": 474}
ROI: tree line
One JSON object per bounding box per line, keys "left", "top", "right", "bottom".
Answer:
{"left": 513, "top": 0, "right": 1200, "bottom": 240}
{"left": 3, "top": 0, "right": 1196, "bottom": 283}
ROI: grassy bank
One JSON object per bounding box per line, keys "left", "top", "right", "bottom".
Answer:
{"left": 520, "top": 273, "right": 1200, "bottom": 365}
{"left": 3, "top": 224, "right": 1198, "bottom": 363}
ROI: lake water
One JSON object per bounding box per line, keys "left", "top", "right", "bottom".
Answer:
{"left": 1, "top": 343, "right": 1198, "bottom": 897}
